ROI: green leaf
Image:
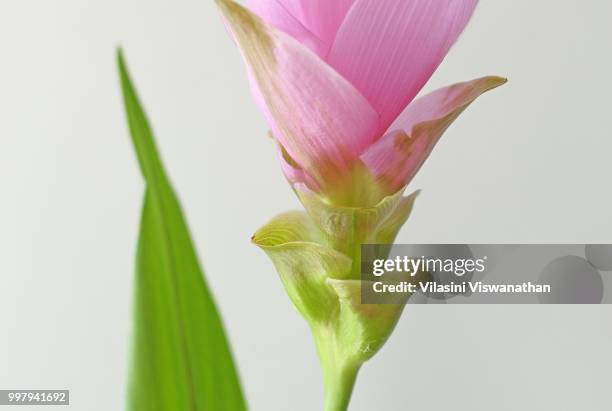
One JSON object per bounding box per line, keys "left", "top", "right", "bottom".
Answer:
{"left": 118, "top": 49, "right": 247, "bottom": 411}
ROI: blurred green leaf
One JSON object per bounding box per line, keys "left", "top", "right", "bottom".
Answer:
{"left": 118, "top": 49, "right": 247, "bottom": 411}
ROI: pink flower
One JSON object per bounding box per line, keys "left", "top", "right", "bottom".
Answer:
{"left": 218, "top": 0, "right": 505, "bottom": 206}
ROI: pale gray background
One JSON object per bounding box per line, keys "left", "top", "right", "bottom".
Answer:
{"left": 1, "top": 0, "right": 611, "bottom": 410}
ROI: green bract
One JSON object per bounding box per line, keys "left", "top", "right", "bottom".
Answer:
{"left": 253, "top": 186, "right": 419, "bottom": 411}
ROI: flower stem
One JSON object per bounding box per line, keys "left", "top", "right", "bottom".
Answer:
{"left": 322, "top": 362, "right": 359, "bottom": 411}
{"left": 315, "top": 329, "right": 361, "bottom": 411}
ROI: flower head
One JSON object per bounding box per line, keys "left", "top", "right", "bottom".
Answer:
{"left": 218, "top": 0, "right": 505, "bottom": 207}
{"left": 216, "top": 2, "right": 506, "bottom": 409}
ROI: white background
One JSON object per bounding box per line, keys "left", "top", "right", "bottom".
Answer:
{"left": 1, "top": 1, "right": 611, "bottom": 410}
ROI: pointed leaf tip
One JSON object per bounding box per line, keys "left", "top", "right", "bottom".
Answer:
{"left": 119, "top": 50, "right": 247, "bottom": 411}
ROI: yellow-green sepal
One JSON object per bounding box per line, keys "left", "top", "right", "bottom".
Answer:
{"left": 252, "top": 203, "right": 420, "bottom": 411}
{"left": 252, "top": 211, "right": 352, "bottom": 323}
{"left": 295, "top": 184, "right": 420, "bottom": 276}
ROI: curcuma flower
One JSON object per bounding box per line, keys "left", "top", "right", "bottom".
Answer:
{"left": 216, "top": 0, "right": 505, "bottom": 410}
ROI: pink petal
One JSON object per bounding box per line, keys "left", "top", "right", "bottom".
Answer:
{"left": 218, "top": 0, "right": 379, "bottom": 186}
{"left": 275, "top": 0, "right": 355, "bottom": 51}
{"left": 361, "top": 76, "right": 507, "bottom": 192}
{"left": 277, "top": 144, "right": 321, "bottom": 191}
{"left": 389, "top": 76, "right": 507, "bottom": 133}
{"left": 248, "top": 71, "right": 280, "bottom": 136}
{"left": 361, "top": 130, "right": 430, "bottom": 194}
{"left": 246, "top": 0, "right": 327, "bottom": 57}
{"left": 328, "top": 0, "right": 479, "bottom": 132}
